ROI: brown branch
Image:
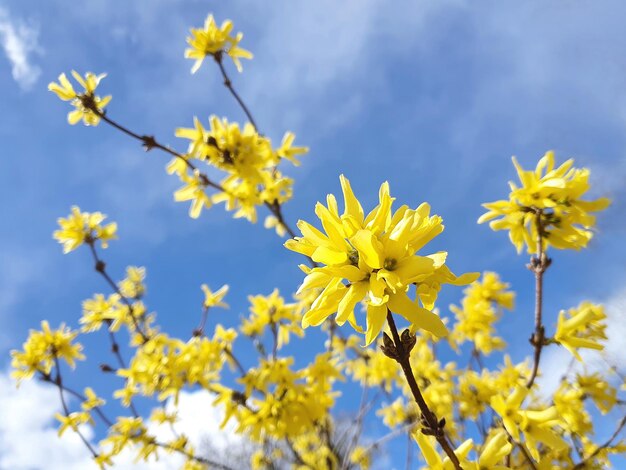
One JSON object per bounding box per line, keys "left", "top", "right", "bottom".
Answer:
{"left": 383, "top": 311, "right": 463, "bottom": 469}
{"left": 86, "top": 240, "right": 149, "bottom": 344}
{"left": 85, "top": 102, "right": 224, "bottom": 192}
{"left": 52, "top": 357, "right": 100, "bottom": 460}
{"left": 526, "top": 211, "right": 551, "bottom": 389}
{"left": 213, "top": 52, "right": 258, "bottom": 130}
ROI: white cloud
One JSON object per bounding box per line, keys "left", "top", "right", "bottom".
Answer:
{"left": 0, "top": 370, "right": 250, "bottom": 469}
{"left": 0, "top": 8, "right": 42, "bottom": 91}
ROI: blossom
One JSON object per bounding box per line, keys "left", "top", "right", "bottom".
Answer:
{"left": 491, "top": 386, "right": 568, "bottom": 461}
{"left": 201, "top": 284, "right": 229, "bottom": 309}
{"left": 185, "top": 14, "right": 252, "bottom": 73}
{"left": 450, "top": 272, "right": 514, "bottom": 355}
{"left": 53, "top": 206, "right": 117, "bottom": 253}
{"left": 414, "top": 431, "right": 473, "bottom": 469}
{"left": 173, "top": 116, "right": 306, "bottom": 221}
{"left": 55, "top": 411, "right": 93, "bottom": 437}
{"left": 286, "top": 175, "right": 477, "bottom": 345}
{"left": 11, "top": 321, "right": 85, "bottom": 382}
{"left": 174, "top": 170, "right": 212, "bottom": 219}
{"left": 478, "top": 151, "right": 610, "bottom": 253}
{"left": 48, "top": 71, "right": 111, "bottom": 126}
{"left": 554, "top": 302, "right": 607, "bottom": 361}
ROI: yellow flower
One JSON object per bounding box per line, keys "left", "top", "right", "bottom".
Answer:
{"left": 53, "top": 206, "right": 117, "bottom": 254}
{"left": 491, "top": 385, "right": 568, "bottom": 461}
{"left": 185, "top": 14, "right": 252, "bottom": 73}
{"left": 414, "top": 431, "right": 473, "bottom": 469}
{"left": 554, "top": 302, "right": 607, "bottom": 361}
{"left": 118, "top": 266, "right": 146, "bottom": 299}
{"left": 276, "top": 132, "right": 309, "bottom": 166}
{"left": 174, "top": 170, "right": 212, "bottom": 219}
{"left": 286, "top": 175, "right": 477, "bottom": 346}
{"left": 82, "top": 387, "right": 105, "bottom": 410}
{"left": 479, "top": 151, "right": 610, "bottom": 253}
{"left": 54, "top": 411, "right": 92, "bottom": 437}
{"left": 201, "top": 284, "right": 229, "bottom": 308}
{"left": 11, "top": 321, "right": 85, "bottom": 382}
{"left": 48, "top": 71, "right": 111, "bottom": 126}
{"left": 450, "top": 272, "right": 514, "bottom": 355}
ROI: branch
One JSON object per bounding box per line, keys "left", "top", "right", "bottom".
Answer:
{"left": 383, "top": 311, "right": 463, "bottom": 470}
{"left": 526, "top": 211, "right": 551, "bottom": 389}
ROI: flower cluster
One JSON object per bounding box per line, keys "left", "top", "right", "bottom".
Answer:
{"left": 478, "top": 151, "right": 610, "bottom": 253}
{"left": 242, "top": 289, "right": 304, "bottom": 349}
{"left": 286, "top": 175, "right": 477, "bottom": 345}
{"left": 53, "top": 206, "right": 117, "bottom": 253}
{"left": 172, "top": 116, "right": 307, "bottom": 222}
{"left": 554, "top": 301, "right": 607, "bottom": 361}
{"left": 11, "top": 321, "right": 84, "bottom": 382}
{"left": 185, "top": 14, "right": 253, "bottom": 73}
{"left": 450, "top": 272, "right": 515, "bottom": 355}
{"left": 48, "top": 71, "right": 111, "bottom": 126}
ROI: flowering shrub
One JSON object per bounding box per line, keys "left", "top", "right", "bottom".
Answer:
{"left": 11, "top": 12, "right": 624, "bottom": 470}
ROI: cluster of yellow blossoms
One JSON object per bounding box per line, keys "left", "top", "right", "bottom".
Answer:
{"left": 172, "top": 116, "right": 307, "bottom": 222}
{"left": 53, "top": 205, "right": 117, "bottom": 253}
{"left": 286, "top": 175, "right": 478, "bottom": 345}
{"left": 479, "top": 151, "right": 610, "bottom": 253}
{"left": 450, "top": 271, "right": 515, "bottom": 355}
{"left": 19, "top": 9, "right": 624, "bottom": 470}
{"left": 48, "top": 71, "right": 111, "bottom": 125}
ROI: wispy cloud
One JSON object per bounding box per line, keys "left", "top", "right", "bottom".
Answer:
{"left": 0, "top": 370, "right": 250, "bottom": 469}
{"left": 0, "top": 8, "right": 42, "bottom": 91}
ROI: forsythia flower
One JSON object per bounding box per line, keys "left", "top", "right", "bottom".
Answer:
{"left": 201, "top": 284, "right": 229, "bottom": 309}
{"left": 185, "top": 14, "right": 252, "bottom": 73}
{"left": 174, "top": 170, "right": 212, "bottom": 219}
{"left": 414, "top": 432, "right": 472, "bottom": 469}
{"left": 82, "top": 387, "right": 106, "bottom": 410}
{"left": 53, "top": 206, "right": 117, "bottom": 253}
{"left": 491, "top": 386, "right": 568, "bottom": 461}
{"left": 118, "top": 266, "right": 147, "bottom": 299}
{"left": 450, "top": 272, "right": 514, "bottom": 355}
{"left": 286, "top": 175, "right": 477, "bottom": 345}
{"left": 11, "top": 321, "right": 85, "bottom": 381}
{"left": 242, "top": 290, "right": 304, "bottom": 349}
{"left": 173, "top": 116, "right": 307, "bottom": 222}
{"left": 55, "top": 411, "right": 93, "bottom": 437}
{"left": 478, "top": 151, "right": 610, "bottom": 253}
{"left": 48, "top": 71, "right": 111, "bottom": 126}
{"left": 554, "top": 302, "right": 607, "bottom": 361}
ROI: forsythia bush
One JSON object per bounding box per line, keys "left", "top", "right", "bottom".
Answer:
{"left": 11, "top": 13, "right": 624, "bottom": 470}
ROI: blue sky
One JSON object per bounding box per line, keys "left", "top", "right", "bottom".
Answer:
{"left": 1, "top": 0, "right": 625, "bottom": 468}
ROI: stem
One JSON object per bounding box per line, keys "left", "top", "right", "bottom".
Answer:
{"left": 53, "top": 357, "right": 100, "bottom": 459}
{"left": 87, "top": 241, "right": 149, "bottom": 344}
{"left": 385, "top": 311, "right": 463, "bottom": 469}
{"left": 92, "top": 107, "right": 224, "bottom": 192}
{"left": 214, "top": 53, "right": 258, "bottom": 130}
{"left": 41, "top": 372, "right": 114, "bottom": 427}
{"left": 526, "top": 212, "right": 550, "bottom": 388}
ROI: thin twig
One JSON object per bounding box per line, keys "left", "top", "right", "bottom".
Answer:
{"left": 526, "top": 211, "right": 551, "bottom": 389}
{"left": 86, "top": 241, "right": 149, "bottom": 343}
{"left": 213, "top": 52, "right": 258, "bottom": 130}
{"left": 52, "top": 357, "right": 100, "bottom": 459}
